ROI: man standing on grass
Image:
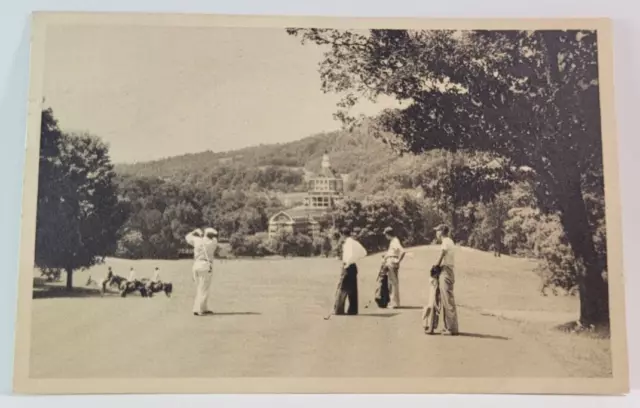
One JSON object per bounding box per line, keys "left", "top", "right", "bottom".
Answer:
{"left": 185, "top": 227, "right": 218, "bottom": 316}
{"left": 382, "top": 226, "right": 406, "bottom": 309}
{"left": 333, "top": 227, "right": 367, "bottom": 316}
{"left": 422, "top": 224, "right": 459, "bottom": 336}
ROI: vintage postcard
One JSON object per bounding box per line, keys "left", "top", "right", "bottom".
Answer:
{"left": 13, "top": 12, "right": 629, "bottom": 395}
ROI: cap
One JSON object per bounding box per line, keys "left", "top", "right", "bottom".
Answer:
{"left": 204, "top": 227, "right": 218, "bottom": 236}
{"left": 383, "top": 226, "right": 394, "bottom": 235}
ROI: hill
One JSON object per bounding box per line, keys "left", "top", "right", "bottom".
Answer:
{"left": 114, "top": 122, "right": 402, "bottom": 195}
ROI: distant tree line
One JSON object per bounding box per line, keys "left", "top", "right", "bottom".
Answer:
{"left": 114, "top": 174, "right": 285, "bottom": 259}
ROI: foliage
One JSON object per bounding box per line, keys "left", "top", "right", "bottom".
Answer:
{"left": 287, "top": 28, "right": 609, "bottom": 325}
{"left": 35, "top": 109, "right": 128, "bottom": 289}
{"left": 115, "top": 230, "right": 146, "bottom": 259}
{"left": 115, "top": 175, "right": 284, "bottom": 259}
{"left": 266, "top": 230, "right": 314, "bottom": 258}
{"left": 230, "top": 232, "right": 273, "bottom": 258}
{"left": 332, "top": 194, "right": 442, "bottom": 253}
{"left": 313, "top": 235, "right": 333, "bottom": 257}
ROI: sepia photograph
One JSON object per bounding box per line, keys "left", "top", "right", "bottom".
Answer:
{"left": 13, "top": 13, "right": 628, "bottom": 395}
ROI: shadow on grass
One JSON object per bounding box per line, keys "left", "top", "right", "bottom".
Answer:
{"left": 456, "top": 332, "right": 510, "bottom": 341}
{"left": 330, "top": 313, "right": 400, "bottom": 318}
{"left": 396, "top": 306, "right": 424, "bottom": 310}
{"left": 196, "top": 312, "right": 262, "bottom": 317}
{"left": 554, "top": 320, "right": 610, "bottom": 339}
{"left": 357, "top": 313, "right": 400, "bottom": 318}
{"left": 32, "top": 284, "right": 103, "bottom": 300}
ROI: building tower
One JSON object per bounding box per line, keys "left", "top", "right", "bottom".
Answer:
{"left": 304, "top": 152, "right": 344, "bottom": 209}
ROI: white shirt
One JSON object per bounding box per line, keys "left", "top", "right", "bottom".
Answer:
{"left": 152, "top": 269, "right": 160, "bottom": 282}
{"left": 385, "top": 237, "right": 404, "bottom": 264}
{"left": 441, "top": 237, "right": 456, "bottom": 267}
{"left": 128, "top": 269, "right": 136, "bottom": 281}
{"left": 186, "top": 232, "right": 218, "bottom": 264}
{"left": 342, "top": 237, "right": 367, "bottom": 266}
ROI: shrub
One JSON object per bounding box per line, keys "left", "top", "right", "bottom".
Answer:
{"left": 267, "top": 230, "right": 318, "bottom": 258}
{"left": 230, "top": 232, "right": 272, "bottom": 257}
{"left": 292, "top": 233, "right": 314, "bottom": 257}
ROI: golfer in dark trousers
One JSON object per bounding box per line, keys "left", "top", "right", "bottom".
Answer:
{"left": 333, "top": 228, "right": 367, "bottom": 315}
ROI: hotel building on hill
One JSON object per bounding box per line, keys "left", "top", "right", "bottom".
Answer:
{"left": 268, "top": 153, "right": 347, "bottom": 238}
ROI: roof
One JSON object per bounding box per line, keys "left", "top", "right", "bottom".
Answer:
{"left": 269, "top": 206, "right": 331, "bottom": 224}
{"left": 317, "top": 166, "right": 339, "bottom": 178}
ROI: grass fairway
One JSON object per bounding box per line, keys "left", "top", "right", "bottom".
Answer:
{"left": 29, "top": 246, "right": 611, "bottom": 379}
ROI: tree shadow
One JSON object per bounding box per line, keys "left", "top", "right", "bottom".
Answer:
{"left": 32, "top": 284, "right": 104, "bottom": 300}
{"left": 456, "top": 332, "right": 510, "bottom": 341}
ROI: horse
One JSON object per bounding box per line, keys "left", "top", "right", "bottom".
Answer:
{"left": 103, "top": 272, "right": 127, "bottom": 295}
{"left": 119, "top": 279, "right": 149, "bottom": 298}
{"left": 144, "top": 280, "right": 173, "bottom": 298}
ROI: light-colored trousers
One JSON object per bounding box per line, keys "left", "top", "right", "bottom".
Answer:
{"left": 422, "top": 265, "right": 458, "bottom": 334}
{"left": 192, "top": 261, "right": 212, "bottom": 314}
{"left": 385, "top": 263, "right": 400, "bottom": 308}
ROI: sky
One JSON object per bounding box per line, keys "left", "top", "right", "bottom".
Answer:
{"left": 42, "top": 25, "right": 400, "bottom": 164}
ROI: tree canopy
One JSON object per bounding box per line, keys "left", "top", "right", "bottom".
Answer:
{"left": 35, "top": 108, "right": 127, "bottom": 289}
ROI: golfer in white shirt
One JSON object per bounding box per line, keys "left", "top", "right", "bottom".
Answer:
{"left": 333, "top": 228, "right": 368, "bottom": 315}
{"left": 423, "top": 224, "right": 459, "bottom": 335}
{"left": 382, "top": 226, "right": 406, "bottom": 309}
{"left": 185, "top": 227, "right": 218, "bottom": 316}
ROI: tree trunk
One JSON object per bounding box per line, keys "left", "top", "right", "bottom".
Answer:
{"left": 65, "top": 267, "right": 73, "bottom": 290}
{"left": 557, "top": 178, "right": 609, "bottom": 326}
{"left": 450, "top": 208, "right": 458, "bottom": 242}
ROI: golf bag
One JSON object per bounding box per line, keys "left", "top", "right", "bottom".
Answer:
{"left": 422, "top": 265, "right": 443, "bottom": 332}
{"left": 374, "top": 264, "right": 390, "bottom": 308}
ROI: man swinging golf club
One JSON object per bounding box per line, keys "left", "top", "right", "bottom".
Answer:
{"left": 185, "top": 227, "right": 218, "bottom": 316}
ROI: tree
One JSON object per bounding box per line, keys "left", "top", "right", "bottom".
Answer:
{"left": 288, "top": 29, "right": 608, "bottom": 325}
{"left": 413, "top": 151, "right": 513, "bottom": 242}
{"left": 35, "top": 109, "right": 127, "bottom": 289}
{"left": 332, "top": 195, "right": 436, "bottom": 253}
{"left": 469, "top": 192, "right": 512, "bottom": 254}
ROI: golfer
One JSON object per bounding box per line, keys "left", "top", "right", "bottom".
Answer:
{"left": 423, "top": 224, "right": 459, "bottom": 335}
{"left": 382, "top": 226, "right": 405, "bottom": 309}
{"left": 333, "top": 228, "right": 367, "bottom": 316}
{"left": 185, "top": 227, "right": 218, "bottom": 316}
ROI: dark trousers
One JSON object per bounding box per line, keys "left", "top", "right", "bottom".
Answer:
{"left": 333, "top": 264, "right": 359, "bottom": 315}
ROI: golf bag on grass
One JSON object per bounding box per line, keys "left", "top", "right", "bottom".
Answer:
{"left": 374, "top": 264, "right": 390, "bottom": 309}
{"left": 422, "top": 265, "right": 443, "bottom": 333}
